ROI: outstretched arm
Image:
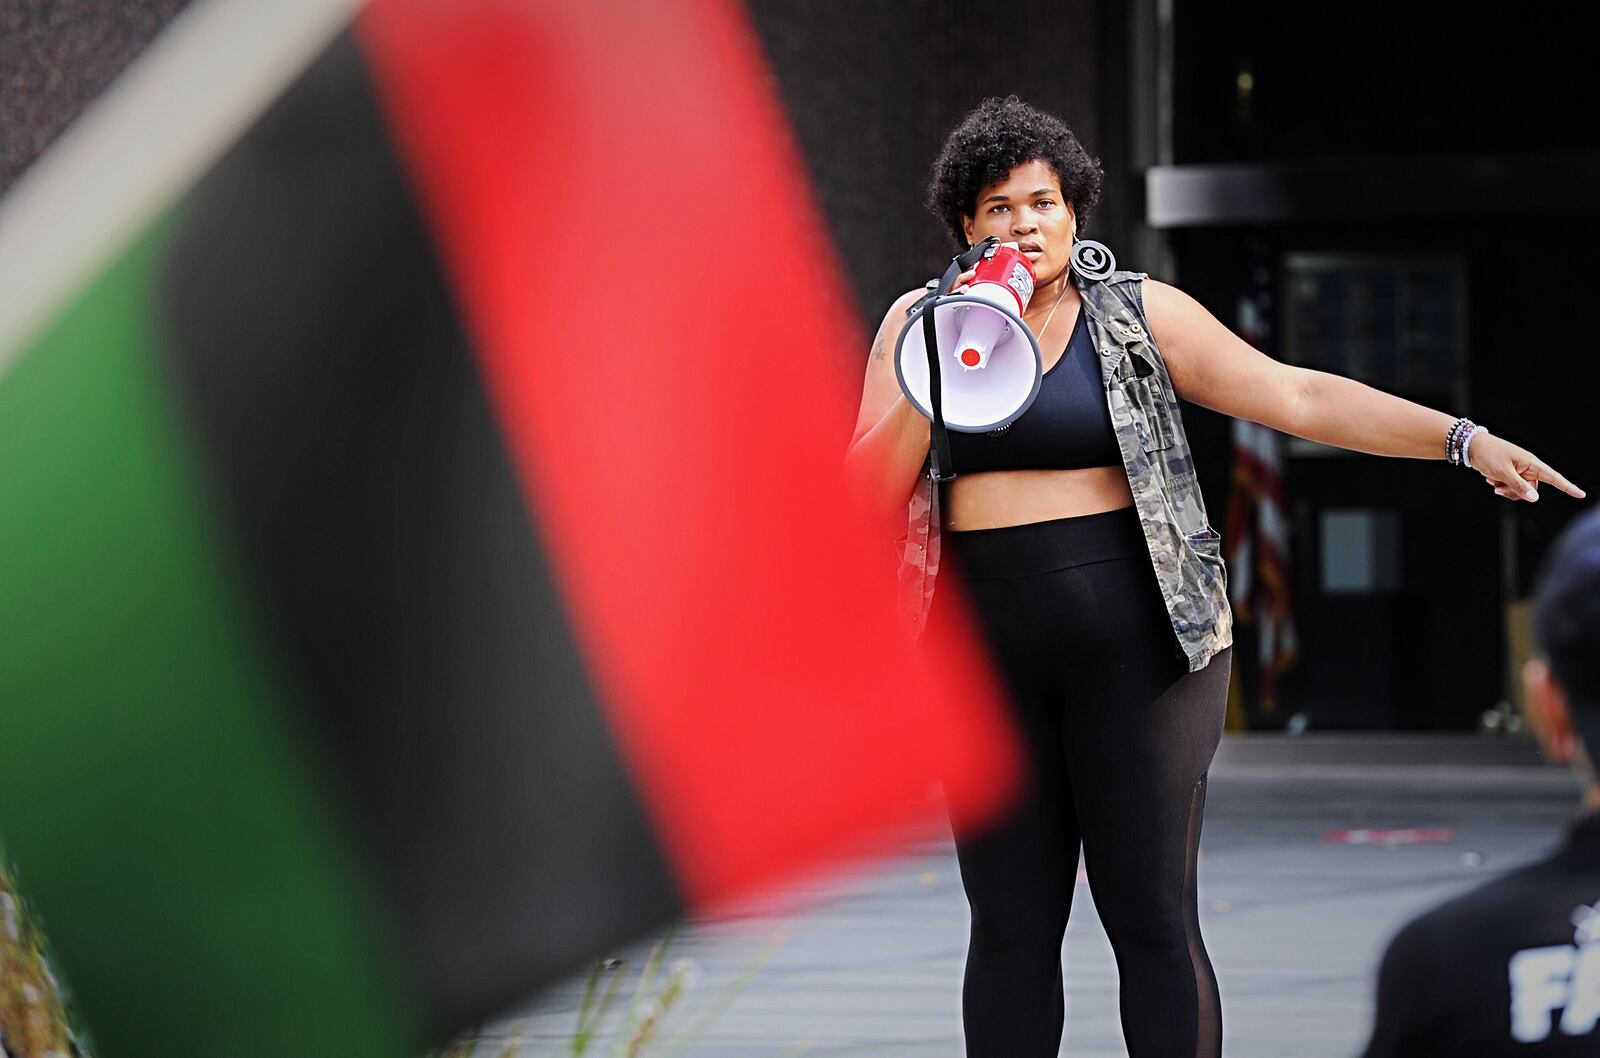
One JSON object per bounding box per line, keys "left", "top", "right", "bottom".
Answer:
{"left": 1142, "top": 278, "right": 1585, "bottom": 504}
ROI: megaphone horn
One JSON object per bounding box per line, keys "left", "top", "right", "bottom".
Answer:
{"left": 894, "top": 243, "right": 1043, "bottom": 434}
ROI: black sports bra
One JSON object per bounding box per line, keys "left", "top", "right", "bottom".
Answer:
{"left": 942, "top": 308, "right": 1122, "bottom": 474}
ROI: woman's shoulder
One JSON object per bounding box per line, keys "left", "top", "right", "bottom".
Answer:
{"left": 884, "top": 286, "right": 931, "bottom": 320}
{"left": 869, "top": 287, "right": 934, "bottom": 342}
{"left": 1128, "top": 277, "right": 1201, "bottom": 347}
{"left": 1094, "top": 273, "right": 1190, "bottom": 343}
{"left": 863, "top": 287, "right": 937, "bottom": 367}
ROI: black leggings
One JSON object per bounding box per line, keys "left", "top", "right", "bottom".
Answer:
{"left": 926, "top": 505, "right": 1231, "bottom": 1058}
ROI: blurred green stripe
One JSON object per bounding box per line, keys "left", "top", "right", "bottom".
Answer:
{"left": 0, "top": 216, "right": 419, "bottom": 1058}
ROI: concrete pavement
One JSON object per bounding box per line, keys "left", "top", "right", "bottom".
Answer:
{"left": 472, "top": 736, "right": 1582, "bottom": 1057}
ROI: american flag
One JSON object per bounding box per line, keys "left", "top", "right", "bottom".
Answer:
{"left": 1223, "top": 240, "right": 1298, "bottom": 715}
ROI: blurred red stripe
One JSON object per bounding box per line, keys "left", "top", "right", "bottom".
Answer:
{"left": 357, "top": 0, "right": 1019, "bottom": 906}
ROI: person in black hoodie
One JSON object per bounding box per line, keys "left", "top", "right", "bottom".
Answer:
{"left": 1362, "top": 505, "right": 1600, "bottom": 1056}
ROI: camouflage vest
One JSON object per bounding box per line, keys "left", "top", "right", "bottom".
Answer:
{"left": 894, "top": 263, "right": 1233, "bottom": 673}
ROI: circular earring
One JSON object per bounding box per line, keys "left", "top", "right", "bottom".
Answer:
{"left": 1070, "top": 239, "right": 1116, "bottom": 281}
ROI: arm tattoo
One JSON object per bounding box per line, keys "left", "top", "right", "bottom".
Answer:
{"left": 871, "top": 331, "right": 887, "bottom": 362}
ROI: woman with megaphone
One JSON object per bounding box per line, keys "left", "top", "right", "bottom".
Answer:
{"left": 842, "top": 95, "right": 1583, "bottom": 1058}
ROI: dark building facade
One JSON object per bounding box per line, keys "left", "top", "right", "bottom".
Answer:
{"left": 1164, "top": 3, "right": 1599, "bottom": 730}
{"left": 750, "top": 1, "right": 1599, "bottom": 732}
{"left": 7, "top": 2, "right": 1594, "bottom": 731}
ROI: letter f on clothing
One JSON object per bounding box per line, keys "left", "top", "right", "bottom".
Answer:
{"left": 1510, "top": 946, "right": 1575, "bottom": 1042}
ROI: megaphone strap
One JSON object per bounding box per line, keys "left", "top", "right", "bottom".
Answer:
{"left": 923, "top": 293, "right": 954, "bottom": 484}
{"left": 906, "top": 236, "right": 998, "bottom": 320}
{"left": 924, "top": 237, "right": 1001, "bottom": 483}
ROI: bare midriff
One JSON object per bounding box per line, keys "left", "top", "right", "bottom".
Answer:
{"left": 942, "top": 464, "right": 1134, "bottom": 530}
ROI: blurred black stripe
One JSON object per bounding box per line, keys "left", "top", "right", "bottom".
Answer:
{"left": 161, "top": 32, "right": 680, "bottom": 1034}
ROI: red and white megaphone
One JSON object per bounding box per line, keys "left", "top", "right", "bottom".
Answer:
{"left": 895, "top": 242, "right": 1043, "bottom": 433}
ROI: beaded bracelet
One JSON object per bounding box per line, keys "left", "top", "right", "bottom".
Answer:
{"left": 1446, "top": 417, "right": 1472, "bottom": 465}
{"left": 1462, "top": 423, "right": 1485, "bottom": 470}
{"left": 1449, "top": 417, "right": 1482, "bottom": 466}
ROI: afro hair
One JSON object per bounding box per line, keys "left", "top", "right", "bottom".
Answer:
{"left": 926, "top": 95, "right": 1104, "bottom": 250}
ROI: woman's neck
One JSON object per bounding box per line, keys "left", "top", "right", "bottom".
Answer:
{"left": 1024, "top": 271, "right": 1077, "bottom": 327}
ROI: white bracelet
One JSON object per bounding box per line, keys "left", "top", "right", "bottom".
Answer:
{"left": 1463, "top": 425, "right": 1484, "bottom": 469}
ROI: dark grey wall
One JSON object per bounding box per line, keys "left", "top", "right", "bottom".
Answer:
{"left": 1172, "top": 4, "right": 1598, "bottom": 165}
{"left": 745, "top": 1, "right": 1123, "bottom": 331}
{"left": 1169, "top": 3, "right": 1600, "bottom": 730}
{"left": 0, "top": 0, "right": 193, "bottom": 196}
{"left": 1, "top": 1, "right": 1126, "bottom": 327}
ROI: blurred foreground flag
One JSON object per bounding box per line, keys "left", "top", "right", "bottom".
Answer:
{"left": 0, "top": 1, "right": 1019, "bottom": 1055}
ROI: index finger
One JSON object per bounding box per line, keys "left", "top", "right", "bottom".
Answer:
{"left": 1534, "top": 461, "right": 1586, "bottom": 499}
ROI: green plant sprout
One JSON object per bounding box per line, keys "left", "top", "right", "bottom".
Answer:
{"left": 426, "top": 921, "right": 788, "bottom": 1058}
